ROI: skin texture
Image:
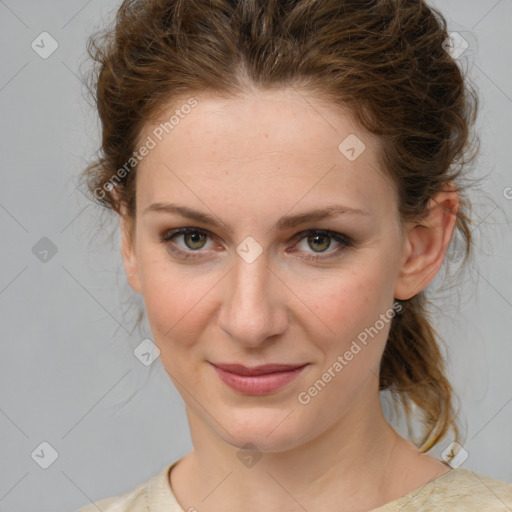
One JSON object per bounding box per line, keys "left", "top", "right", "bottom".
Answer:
{"left": 119, "top": 88, "right": 457, "bottom": 512}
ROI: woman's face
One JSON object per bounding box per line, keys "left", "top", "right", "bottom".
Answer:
{"left": 121, "top": 88, "right": 410, "bottom": 452}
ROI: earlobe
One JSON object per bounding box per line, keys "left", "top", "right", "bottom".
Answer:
{"left": 394, "top": 186, "right": 459, "bottom": 300}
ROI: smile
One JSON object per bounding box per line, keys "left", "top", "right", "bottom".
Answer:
{"left": 209, "top": 362, "right": 309, "bottom": 395}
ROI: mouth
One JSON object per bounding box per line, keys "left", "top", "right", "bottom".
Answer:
{"left": 209, "top": 362, "right": 309, "bottom": 395}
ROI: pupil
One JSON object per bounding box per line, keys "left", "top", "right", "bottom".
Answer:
{"left": 310, "top": 234, "right": 330, "bottom": 252}
{"left": 186, "top": 232, "right": 205, "bottom": 249}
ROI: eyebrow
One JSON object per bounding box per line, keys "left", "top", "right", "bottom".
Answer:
{"left": 143, "top": 202, "right": 369, "bottom": 232}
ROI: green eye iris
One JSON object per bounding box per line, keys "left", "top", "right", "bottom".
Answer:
{"left": 307, "top": 234, "right": 331, "bottom": 253}
{"left": 183, "top": 231, "right": 208, "bottom": 250}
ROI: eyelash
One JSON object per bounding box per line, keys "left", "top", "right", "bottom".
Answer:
{"left": 159, "top": 227, "right": 353, "bottom": 262}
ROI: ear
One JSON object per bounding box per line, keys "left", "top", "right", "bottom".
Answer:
{"left": 394, "top": 185, "right": 459, "bottom": 300}
{"left": 118, "top": 200, "right": 143, "bottom": 295}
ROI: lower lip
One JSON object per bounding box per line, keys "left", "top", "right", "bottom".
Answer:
{"left": 211, "top": 364, "right": 308, "bottom": 395}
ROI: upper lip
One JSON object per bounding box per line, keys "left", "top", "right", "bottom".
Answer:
{"left": 210, "top": 362, "right": 308, "bottom": 376}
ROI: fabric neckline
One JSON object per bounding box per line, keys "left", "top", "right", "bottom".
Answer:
{"left": 148, "top": 458, "right": 462, "bottom": 511}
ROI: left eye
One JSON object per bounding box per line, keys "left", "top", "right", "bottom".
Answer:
{"left": 289, "top": 229, "right": 353, "bottom": 261}
{"left": 160, "top": 228, "right": 353, "bottom": 261}
{"left": 296, "top": 232, "right": 340, "bottom": 253}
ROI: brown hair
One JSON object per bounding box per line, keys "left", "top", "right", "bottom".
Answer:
{"left": 80, "top": 0, "right": 479, "bottom": 454}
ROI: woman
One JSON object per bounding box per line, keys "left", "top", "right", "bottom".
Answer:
{"left": 77, "top": 0, "right": 512, "bottom": 510}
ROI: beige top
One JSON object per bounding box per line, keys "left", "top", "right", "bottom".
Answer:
{"left": 75, "top": 459, "right": 512, "bottom": 511}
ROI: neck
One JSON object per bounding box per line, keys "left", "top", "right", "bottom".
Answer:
{"left": 171, "top": 392, "right": 427, "bottom": 512}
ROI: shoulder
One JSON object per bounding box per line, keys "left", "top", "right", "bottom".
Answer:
{"left": 73, "top": 461, "right": 179, "bottom": 512}
{"left": 74, "top": 481, "right": 147, "bottom": 512}
{"left": 446, "top": 469, "right": 512, "bottom": 510}
{"left": 381, "top": 468, "right": 512, "bottom": 511}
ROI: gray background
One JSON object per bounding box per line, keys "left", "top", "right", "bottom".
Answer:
{"left": 0, "top": 1, "right": 511, "bottom": 511}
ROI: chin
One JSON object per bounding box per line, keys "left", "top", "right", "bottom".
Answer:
{"left": 215, "top": 407, "right": 310, "bottom": 454}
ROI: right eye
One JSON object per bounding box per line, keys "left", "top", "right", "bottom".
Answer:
{"left": 160, "top": 227, "right": 216, "bottom": 259}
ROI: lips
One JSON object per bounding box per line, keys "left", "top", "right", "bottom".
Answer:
{"left": 210, "top": 362, "right": 308, "bottom": 376}
{"left": 209, "top": 362, "right": 309, "bottom": 395}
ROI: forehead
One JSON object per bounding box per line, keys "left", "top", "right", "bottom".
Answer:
{"left": 138, "top": 88, "right": 373, "bottom": 161}
{"left": 133, "top": 88, "right": 396, "bottom": 221}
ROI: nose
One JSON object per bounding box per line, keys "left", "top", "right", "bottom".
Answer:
{"left": 218, "top": 252, "right": 288, "bottom": 348}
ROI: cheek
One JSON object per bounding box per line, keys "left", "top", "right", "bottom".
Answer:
{"left": 139, "top": 240, "right": 398, "bottom": 361}
{"left": 296, "top": 269, "right": 395, "bottom": 414}
{"left": 140, "top": 267, "right": 214, "bottom": 386}
{"left": 304, "top": 265, "right": 392, "bottom": 342}
{"left": 138, "top": 252, "right": 216, "bottom": 349}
